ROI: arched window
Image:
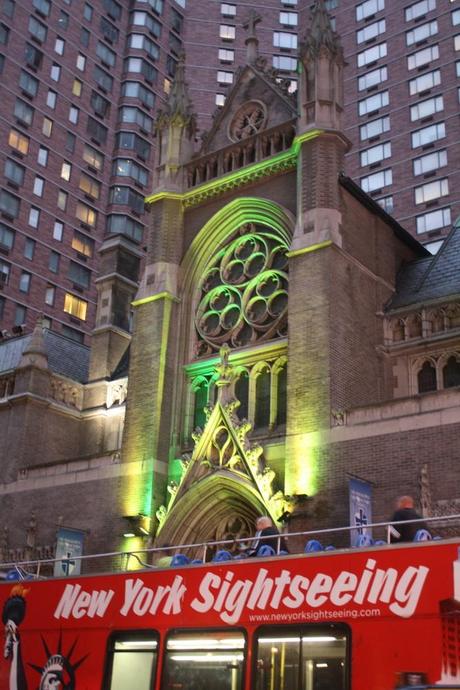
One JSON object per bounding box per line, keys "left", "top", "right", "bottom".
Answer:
{"left": 254, "top": 367, "right": 271, "bottom": 429}
{"left": 235, "top": 370, "right": 249, "bottom": 420}
{"left": 276, "top": 365, "right": 287, "bottom": 426}
{"left": 417, "top": 361, "right": 437, "bottom": 394}
{"left": 193, "top": 380, "right": 208, "bottom": 430}
{"left": 443, "top": 356, "right": 460, "bottom": 389}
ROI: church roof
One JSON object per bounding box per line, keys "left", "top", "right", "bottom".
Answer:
{"left": 0, "top": 330, "right": 90, "bottom": 382}
{"left": 387, "top": 223, "right": 460, "bottom": 311}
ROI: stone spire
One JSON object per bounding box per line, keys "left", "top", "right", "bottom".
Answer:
{"left": 302, "top": 0, "right": 343, "bottom": 61}
{"left": 243, "top": 10, "right": 262, "bottom": 65}
{"left": 19, "top": 314, "right": 48, "bottom": 369}
{"left": 159, "top": 54, "right": 195, "bottom": 131}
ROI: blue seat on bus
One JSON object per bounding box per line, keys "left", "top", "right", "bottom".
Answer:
{"left": 355, "top": 534, "right": 374, "bottom": 547}
{"left": 257, "top": 545, "right": 276, "bottom": 557}
{"left": 170, "top": 554, "right": 190, "bottom": 567}
{"left": 414, "top": 529, "right": 432, "bottom": 541}
{"left": 374, "top": 540, "right": 387, "bottom": 546}
{"left": 305, "top": 539, "right": 323, "bottom": 553}
{"left": 212, "top": 550, "right": 232, "bottom": 562}
{"left": 279, "top": 550, "right": 289, "bottom": 556}
{"left": 325, "top": 545, "right": 336, "bottom": 551}
{"left": 233, "top": 553, "right": 249, "bottom": 559}
{"left": 191, "top": 559, "right": 203, "bottom": 564}
{"left": 6, "top": 569, "right": 20, "bottom": 581}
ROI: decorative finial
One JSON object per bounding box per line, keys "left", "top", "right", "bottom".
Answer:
{"left": 302, "top": 0, "right": 342, "bottom": 60}
{"left": 156, "top": 53, "right": 196, "bottom": 135}
{"left": 215, "top": 344, "right": 235, "bottom": 403}
{"left": 243, "top": 10, "right": 262, "bottom": 65}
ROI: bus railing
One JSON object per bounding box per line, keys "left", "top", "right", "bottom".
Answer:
{"left": 1, "top": 513, "right": 459, "bottom": 580}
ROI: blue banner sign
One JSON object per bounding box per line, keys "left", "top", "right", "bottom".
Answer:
{"left": 54, "top": 527, "right": 84, "bottom": 577}
{"left": 349, "top": 477, "right": 372, "bottom": 547}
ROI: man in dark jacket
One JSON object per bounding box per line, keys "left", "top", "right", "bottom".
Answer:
{"left": 247, "top": 516, "right": 288, "bottom": 556}
{"left": 390, "top": 495, "right": 428, "bottom": 542}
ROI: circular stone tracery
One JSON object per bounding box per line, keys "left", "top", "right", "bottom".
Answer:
{"left": 229, "top": 101, "right": 267, "bottom": 142}
{"left": 195, "top": 223, "right": 288, "bottom": 357}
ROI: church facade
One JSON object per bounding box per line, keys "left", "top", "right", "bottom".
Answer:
{"left": 1, "top": 3, "right": 460, "bottom": 565}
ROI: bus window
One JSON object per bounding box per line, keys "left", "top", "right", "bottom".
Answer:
{"left": 254, "top": 626, "right": 349, "bottom": 690}
{"left": 162, "top": 629, "right": 246, "bottom": 690}
{"left": 105, "top": 632, "right": 158, "bottom": 690}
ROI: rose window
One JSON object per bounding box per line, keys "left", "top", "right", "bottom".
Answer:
{"left": 195, "top": 223, "right": 288, "bottom": 357}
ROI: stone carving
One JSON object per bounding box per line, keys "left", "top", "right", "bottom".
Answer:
{"left": 419, "top": 464, "right": 432, "bottom": 518}
{"left": 50, "top": 377, "right": 80, "bottom": 408}
{"left": 0, "top": 374, "right": 14, "bottom": 399}
{"left": 331, "top": 409, "right": 346, "bottom": 426}
{"left": 106, "top": 379, "right": 128, "bottom": 408}
{"left": 229, "top": 101, "right": 267, "bottom": 142}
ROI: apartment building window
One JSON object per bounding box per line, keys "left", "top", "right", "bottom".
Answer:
{"left": 103, "top": 0, "right": 122, "bottom": 20}
{"left": 80, "top": 27, "right": 90, "bottom": 48}
{"left": 216, "top": 93, "right": 226, "bottom": 106}
{"left": 14, "top": 304, "right": 26, "bottom": 326}
{"left": 273, "top": 55, "right": 297, "bottom": 71}
{"left": 356, "top": 20, "right": 385, "bottom": 44}
{"left": 42, "top": 117, "right": 53, "bottom": 137}
{"left": 406, "top": 20, "right": 437, "bottom": 46}
{"left": 19, "top": 70, "right": 39, "bottom": 98}
{"left": 221, "top": 3, "right": 236, "bottom": 16}
{"left": 100, "top": 16, "right": 119, "bottom": 43}
{"left": 14, "top": 99, "right": 34, "bottom": 126}
{"left": 220, "top": 24, "right": 235, "bottom": 40}
{"left": 217, "top": 70, "right": 233, "bottom": 85}
{"left": 358, "top": 66, "right": 387, "bottom": 91}
{"left": 91, "top": 91, "right": 110, "bottom": 118}
{"left": 0, "top": 223, "right": 14, "bottom": 250}
{"left": 50, "top": 64, "right": 61, "bottom": 82}
{"left": 54, "top": 37, "right": 65, "bottom": 55}
{"left": 53, "top": 221, "right": 64, "bottom": 241}
{"left": 46, "top": 90, "right": 57, "bottom": 109}
{"left": 122, "top": 81, "right": 155, "bottom": 109}
{"left": 107, "top": 214, "right": 143, "bottom": 242}
{"left": 72, "top": 231, "right": 94, "bottom": 258}
{"left": 360, "top": 141, "right": 391, "bottom": 166}
{"left": 19, "top": 272, "right": 31, "bottom": 293}
{"left": 58, "top": 10, "right": 69, "bottom": 29}
{"left": 0, "top": 190, "right": 19, "bottom": 218}
{"left": 28, "top": 16, "right": 47, "bottom": 43}
{"left": 358, "top": 90, "right": 389, "bottom": 116}
{"left": 79, "top": 173, "right": 101, "bottom": 199}
{"left": 68, "top": 261, "right": 90, "bottom": 288}
{"left": 83, "top": 144, "right": 104, "bottom": 171}
{"left": 68, "top": 106, "right": 79, "bottom": 125}
{"left": 64, "top": 293, "right": 87, "bottom": 320}
{"left": 113, "top": 158, "right": 148, "bottom": 185}
{"left": 377, "top": 195, "right": 393, "bottom": 213}
{"left": 0, "top": 23, "right": 8, "bottom": 45}
{"left": 3, "top": 1, "right": 14, "bottom": 18}
{"left": 28, "top": 207, "right": 40, "bottom": 228}
{"left": 76, "top": 53, "right": 86, "bottom": 72}
{"left": 414, "top": 177, "right": 448, "bottom": 204}
{"left": 49, "top": 250, "right": 60, "bottom": 273}
{"left": 33, "top": 176, "right": 44, "bottom": 197}
{"left": 356, "top": 0, "right": 384, "bottom": 21}
{"left": 76, "top": 201, "right": 97, "bottom": 227}
{"left": 24, "top": 238, "right": 35, "bottom": 260}
{"left": 0, "top": 56, "right": 5, "bottom": 75}
{"left": 357, "top": 43, "right": 387, "bottom": 68}
{"left": 0, "top": 260, "right": 10, "bottom": 285}
{"left": 87, "top": 116, "right": 108, "bottom": 144}
{"left": 96, "top": 41, "right": 116, "bottom": 67}
{"left": 360, "top": 168, "right": 392, "bottom": 193}
{"left": 273, "top": 32, "right": 297, "bottom": 49}
{"left": 407, "top": 45, "right": 438, "bottom": 70}
{"left": 60, "top": 162, "right": 71, "bottom": 181}
{"left": 132, "top": 12, "right": 161, "bottom": 37}
{"left": 124, "top": 57, "right": 158, "bottom": 82}
{"left": 5, "top": 159, "right": 25, "bottom": 186}
{"left": 109, "top": 186, "right": 145, "bottom": 213}
{"left": 410, "top": 95, "right": 443, "bottom": 121}
{"left": 94, "top": 65, "right": 113, "bottom": 92}
{"left": 136, "top": 0, "right": 163, "bottom": 14}
{"left": 408, "top": 69, "right": 441, "bottom": 96}
{"left": 8, "top": 129, "right": 29, "bottom": 154}
{"left": 405, "top": 0, "right": 436, "bottom": 22}
{"left": 416, "top": 207, "right": 450, "bottom": 234}
{"left": 128, "top": 34, "right": 159, "bottom": 60}
{"left": 216, "top": 49, "right": 233, "bottom": 65}
{"left": 279, "top": 11, "right": 297, "bottom": 26}
{"left": 455, "top": 35, "right": 460, "bottom": 52}
{"left": 37, "top": 147, "right": 48, "bottom": 167}
{"left": 72, "top": 79, "right": 82, "bottom": 97}
{"left": 115, "top": 132, "right": 150, "bottom": 160}
{"left": 411, "top": 121, "right": 445, "bottom": 147}
{"left": 33, "top": 0, "right": 50, "bottom": 15}
{"left": 45, "top": 285, "right": 55, "bottom": 306}
{"left": 57, "top": 190, "right": 68, "bottom": 211}
{"left": 66, "top": 133, "right": 75, "bottom": 153}
{"left": 24, "top": 43, "right": 43, "bottom": 69}
{"left": 119, "top": 107, "right": 153, "bottom": 133}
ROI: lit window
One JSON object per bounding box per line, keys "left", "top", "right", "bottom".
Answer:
{"left": 407, "top": 45, "right": 439, "bottom": 70}
{"left": 53, "top": 221, "right": 64, "bottom": 241}
{"left": 218, "top": 48, "right": 234, "bottom": 62}
{"left": 37, "top": 147, "right": 48, "bottom": 166}
{"left": 357, "top": 42, "right": 387, "bottom": 67}
{"left": 64, "top": 293, "right": 88, "bottom": 320}
{"left": 360, "top": 141, "right": 391, "bottom": 166}
{"left": 19, "top": 272, "right": 31, "bottom": 293}
{"left": 42, "top": 117, "right": 53, "bottom": 137}
{"left": 216, "top": 93, "right": 226, "bottom": 106}
{"left": 112, "top": 158, "right": 148, "bottom": 185}
{"left": 357, "top": 19, "right": 385, "bottom": 44}
{"left": 105, "top": 634, "right": 159, "bottom": 690}
{"left": 455, "top": 35, "right": 460, "bottom": 51}
{"left": 50, "top": 63, "right": 61, "bottom": 82}
{"left": 280, "top": 11, "right": 297, "bottom": 25}
{"left": 69, "top": 106, "right": 79, "bottom": 124}
{"left": 45, "top": 286, "right": 55, "bottom": 306}
{"left": 221, "top": 3, "right": 236, "bottom": 15}
{"left": 415, "top": 177, "right": 448, "bottom": 204}
{"left": 273, "top": 31, "right": 297, "bottom": 49}
{"left": 54, "top": 37, "right": 65, "bottom": 54}
{"left": 408, "top": 69, "right": 441, "bottom": 96}
{"left": 8, "top": 129, "right": 29, "bottom": 154}
{"left": 406, "top": 20, "right": 437, "bottom": 45}
{"left": 128, "top": 34, "right": 160, "bottom": 61}
{"left": 360, "top": 168, "right": 392, "bottom": 193}
{"left": 453, "top": 9, "right": 460, "bottom": 25}
{"left": 220, "top": 24, "right": 235, "bottom": 40}
{"left": 76, "top": 53, "right": 86, "bottom": 71}
{"left": 71, "top": 231, "right": 94, "bottom": 257}
{"left": 217, "top": 70, "right": 233, "bottom": 84}
{"left": 358, "top": 66, "right": 387, "bottom": 91}
{"left": 358, "top": 90, "right": 389, "bottom": 116}
{"left": 28, "top": 207, "right": 40, "bottom": 228}
{"left": 273, "top": 55, "right": 297, "bottom": 71}
{"left": 60, "top": 162, "right": 71, "bottom": 181}
{"left": 79, "top": 173, "right": 100, "bottom": 199}
{"left": 83, "top": 144, "right": 104, "bottom": 171}
{"left": 410, "top": 95, "right": 443, "bottom": 121}
{"left": 72, "top": 79, "right": 82, "bottom": 96}
{"left": 411, "top": 121, "right": 445, "bottom": 148}
{"left": 76, "top": 201, "right": 97, "bottom": 227}
{"left": 405, "top": 0, "right": 436, "bottom": 22}
{"left": 416, "top": 207, "right": 450, "bottom": 234}
{"left": 33, "top": 176, "right": 44, "bottom": 197}
{"left": 46, "top": 90, "right": 57, "bottom": 109}
{"left": 57, "top": 190, "right": 68, "bottom": 211}
{"left": 356, "top": 0, "right": 384, "bottom": 21}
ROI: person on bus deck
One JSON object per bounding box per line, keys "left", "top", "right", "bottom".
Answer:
{"left": 246, "top": 516, "right": 288, "bottom": 556}
{"left": 390, "top": 495, "right": 428, "bottom": 542}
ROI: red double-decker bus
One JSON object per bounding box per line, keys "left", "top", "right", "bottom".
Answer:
{"left": 2, "top": 538, "right": 460, "bottom": 690}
